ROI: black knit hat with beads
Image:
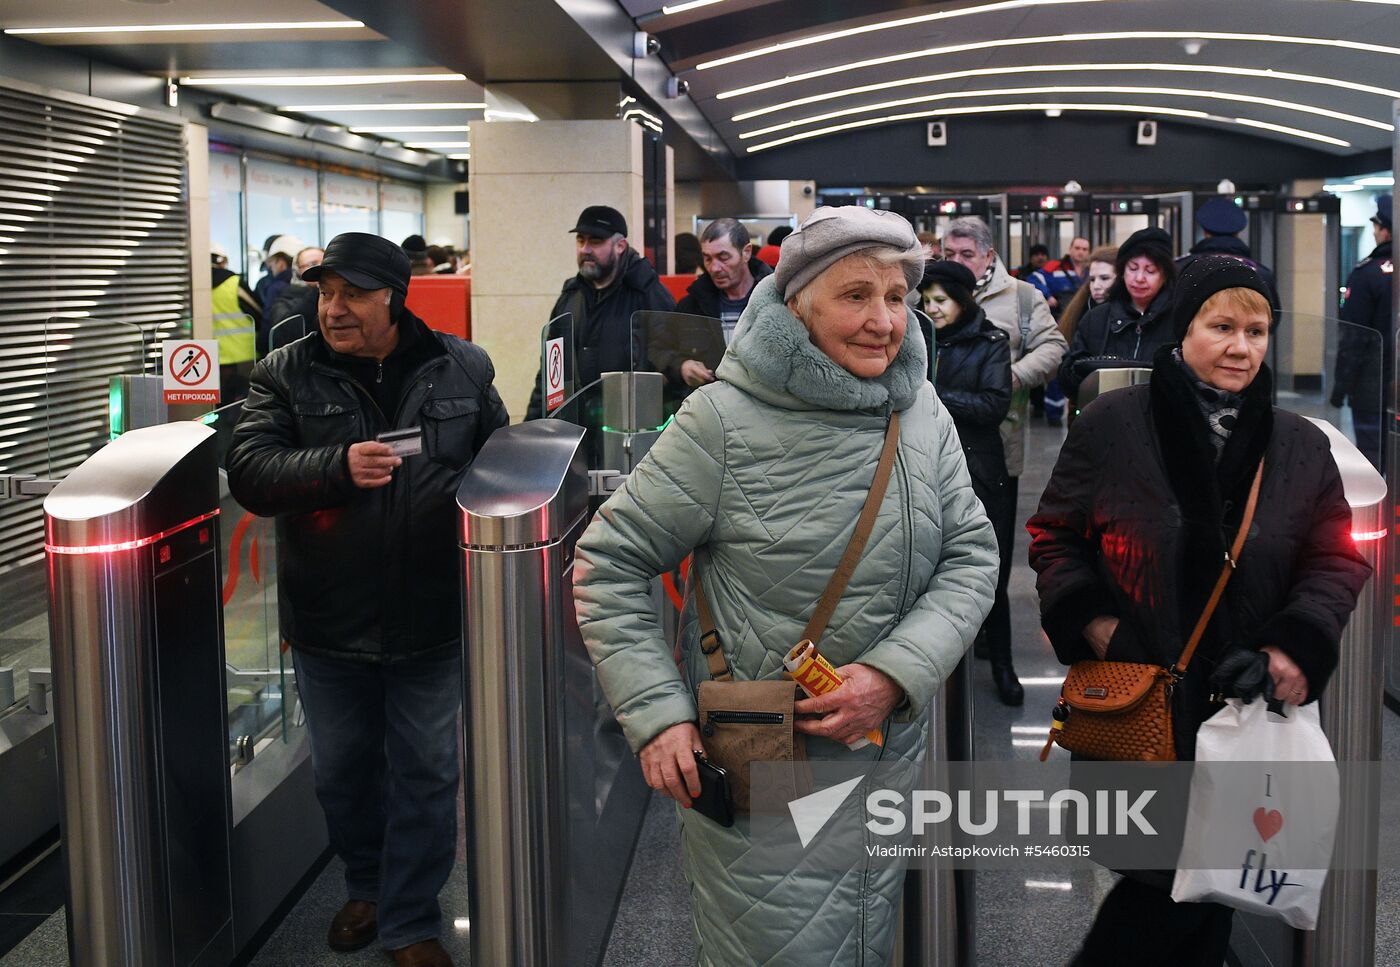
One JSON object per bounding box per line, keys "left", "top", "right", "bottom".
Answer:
{"left": 1169, "top": 254, "right": 1277, "bottom": 342}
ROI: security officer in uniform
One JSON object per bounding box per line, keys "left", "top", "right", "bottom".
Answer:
{"left": 1331, "top": 194, "right": 1393, "bottom": 468}
{"left": 1184, "top": 195, "right": 1279, "bottom": 300}
{"left": 210, "top": 243, "right": 261, "bottom": 402}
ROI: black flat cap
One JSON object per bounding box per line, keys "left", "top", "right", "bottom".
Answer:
{"left": 302, "top": 232, "right": 411, "bottom": 296}
{"left": 570, "top": 205, "right": 627, "bottom": 239}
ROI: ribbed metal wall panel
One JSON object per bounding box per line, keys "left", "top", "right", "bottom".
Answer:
{"left": 0, "top": 80, "right": 191, "bottom": 572}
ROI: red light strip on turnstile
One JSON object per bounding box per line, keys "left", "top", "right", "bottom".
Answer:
{"left": 46, "top": 509, "right": 219, "bottom": 555}
{"left": 1352, "top": 527, "right": 1387, "bottom": 543}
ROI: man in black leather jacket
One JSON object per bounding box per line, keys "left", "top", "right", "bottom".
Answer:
{"left": 228, "top": 232, "right": 507, "bottom": 967}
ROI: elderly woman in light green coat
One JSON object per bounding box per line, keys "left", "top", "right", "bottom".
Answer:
{"left": 573, "top": 206, "right": 999, "bottom": 966}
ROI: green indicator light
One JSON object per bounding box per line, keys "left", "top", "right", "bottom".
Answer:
{"left": 200, "top": 411, "right": 220, "bottom": 426}
{"left": 108, "top": 381, "right": 123, "bottom": 439}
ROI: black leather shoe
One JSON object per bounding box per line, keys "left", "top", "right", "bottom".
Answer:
{"left": 327, "top": 899, "right": 377, "bottom": 952}
{"left": 991, "top": 663, "right": 1024, "bottom": 707}
{"left": 391, "top": 939, "right": 454, "bottom": 967}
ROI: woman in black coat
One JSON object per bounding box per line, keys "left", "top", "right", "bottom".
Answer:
{"left": 1059, "top": 227, "right": 1177, "bottom": 404}
{"left": 1028, "top": 256, "right": 1372, "bottom": 966}
{"left": 919, "top": 260, "right": 1019, "bottom": 703}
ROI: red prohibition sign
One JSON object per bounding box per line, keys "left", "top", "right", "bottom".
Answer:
{"left": 171, "top": 344, "right": 212, "bottom": 385}
{"left": 548, "top": 342, "right": 563, "bottom": 386}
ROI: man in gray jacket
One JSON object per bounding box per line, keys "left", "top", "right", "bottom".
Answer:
{"left": 943, "top": 216, "right": 1067, "bottom": 705}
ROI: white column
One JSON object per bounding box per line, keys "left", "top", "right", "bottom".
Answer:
{"left": 470, "top": 120, "right": 644, "bottom": 420}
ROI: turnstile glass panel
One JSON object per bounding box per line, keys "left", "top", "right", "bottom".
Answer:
{"left": 634, "top": 309, "right": 727, "bottom": 419}
{"left": 206, "top": 399, "right": 297, "bottom": 765}
{"left": 1272, "top": 315, "right": 1383, "bottom": 470}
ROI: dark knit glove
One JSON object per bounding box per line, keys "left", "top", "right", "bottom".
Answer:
{"left": 1209, "top": 648, "right": 1275, "bottom": 702}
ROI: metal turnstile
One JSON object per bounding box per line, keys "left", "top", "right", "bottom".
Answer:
{"left": 902, "top": 657, "right": 976, "bottom": 965}
{"left": 1072, "top": 366, "right": 1154, "bottom": 412}
{"left": 459, "top": 420, "right": 649, "bottom": 967}
{"left": 44, "top": 422, "right": 235, "bottom": 967}
{"left": 1304, "top": 420, "right": 1387, "bottom": 967}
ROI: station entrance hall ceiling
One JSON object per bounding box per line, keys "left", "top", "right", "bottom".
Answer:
{"left": 632, "top": 0, "right": 1400, "bottom": 158}
{"left": 2, "top": 0, "right": 1396, "bottom": 168}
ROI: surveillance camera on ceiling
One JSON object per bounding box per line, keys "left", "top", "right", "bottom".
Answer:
{"left": 632, "top": 31, "right": 661, "bottom": 58}
{"left": 665, "top": 77, "right": 689, "bottom": 98}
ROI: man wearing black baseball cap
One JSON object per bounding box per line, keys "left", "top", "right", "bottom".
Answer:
{"left": 228, "top": 231, "right": 508, "bottom": 967}
{"left": 1332, "top": 194, "right": 1393, "bottom": 466}
{"left": 526, "top": 204, "right": 675, "bottom": 418}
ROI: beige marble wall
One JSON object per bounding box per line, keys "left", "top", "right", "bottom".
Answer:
{"left": 424, "top": 182, "right": 468, "bottom": 250}
{"left": 1278, "top": 178, "right": 1327, "bottom": 379}
{"left": 470, "top": 120, "right": 644, "bottom": 419}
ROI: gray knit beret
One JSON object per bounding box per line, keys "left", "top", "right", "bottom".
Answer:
{"left": 774, "top": 206, "right": 924, "bottom": 301}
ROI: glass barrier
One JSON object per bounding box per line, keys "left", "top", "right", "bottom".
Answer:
{"left": 205, "top": 398, "right": 299, "bottom": 769}
{"left": 538, "top": 311, "right": 577, "bottom": 420}
{"left": 632, "top": 309, "right": 728, "bottom": 418}
{"left": 1272, "top": 312, "right": 1383, "bottom": 470}
{"left": 0, "top": 319, "right": 147, "bottom": 713}
{"left": 267, "top": 314, "right": 313, "bottom": 356}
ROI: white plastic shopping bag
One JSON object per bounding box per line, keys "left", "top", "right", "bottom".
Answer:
{"left": 1170, "top": 697, "right": 1339, "bottom": 929}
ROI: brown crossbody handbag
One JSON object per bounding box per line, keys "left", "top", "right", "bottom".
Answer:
{"left": 692, "top": 411, "right": 901, "bottom": 811}
{"left": 1039, "top": 461, "right": 1263, "bottom": 763}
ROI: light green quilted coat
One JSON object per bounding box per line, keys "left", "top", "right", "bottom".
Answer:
{"left": 574, "top": 275, "right": 999, "bottom": 966}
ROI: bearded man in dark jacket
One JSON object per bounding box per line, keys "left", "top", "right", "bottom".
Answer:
{"left": 526, "top": 205, "right": 675, "bottom": 419}
{"left": 228, "top": 232, "right": 508, "bottom": 967}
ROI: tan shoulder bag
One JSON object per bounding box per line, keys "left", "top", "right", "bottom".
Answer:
{"left": 1040, "top": 461, "right": 1264, "bottom": 762}
{"left": 693, "top": 412, "right": 901, "bottom": 811}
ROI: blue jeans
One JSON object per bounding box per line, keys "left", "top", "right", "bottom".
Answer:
{"left": 292, "top": 648, "right": 462, "bottom": 949}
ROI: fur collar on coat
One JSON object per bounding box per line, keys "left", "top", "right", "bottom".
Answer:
{"left": 716, "top": 274, "right": 927, "bottom": 412}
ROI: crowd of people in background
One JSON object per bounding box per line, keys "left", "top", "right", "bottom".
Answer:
{"left": 210, "top": 232, "right": 471, "bottom": 404}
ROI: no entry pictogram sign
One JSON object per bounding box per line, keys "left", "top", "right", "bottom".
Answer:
{"left": 163, "top": 339, "right": 221, "bottom": 405}
{"left": 544, "top": 337, "right": 566, "bottom": 412}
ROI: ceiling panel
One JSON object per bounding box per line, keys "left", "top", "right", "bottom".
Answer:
{"left": 663, "top": 0, "right": 1400, "bottom": 157}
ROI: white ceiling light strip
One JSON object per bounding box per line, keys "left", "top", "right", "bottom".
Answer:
{"left": 403, "top": 141, "right": 472, "bottom": 148}
{"left": 660, "top": 0, "right": 730, "bottom": 14}
{"left": 738, "top": 85, "right": 1392, "bottom": 139}
{"left": 349, "top": 125, "right": 472, "bottom": 133}
{"left": 731, "top": 62, "right": 1400, "bottom": 122}
{"left": 743, "top": 103, "right": 1352, "bottom": 153}
{"left": 5, "top": 21, "right": 364, "bottom": 35}
{"left": 714, "top": 32, "right": 1400, "bottom": 101}
{"left": 183, "top": 73, "right": 466, "bottom": 87}
{"left": 281, "top": 102, "right": 486, "bottom": 112}
{"left": 697, "top": 0, "right": 1120, "bottom": 71}
{"left": 699, "top": 5, "right": 1400, "bottom": 73}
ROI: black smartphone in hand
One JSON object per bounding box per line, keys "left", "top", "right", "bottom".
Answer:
{"left": 691, "top": 751, "right": 734, "bottom": 828}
